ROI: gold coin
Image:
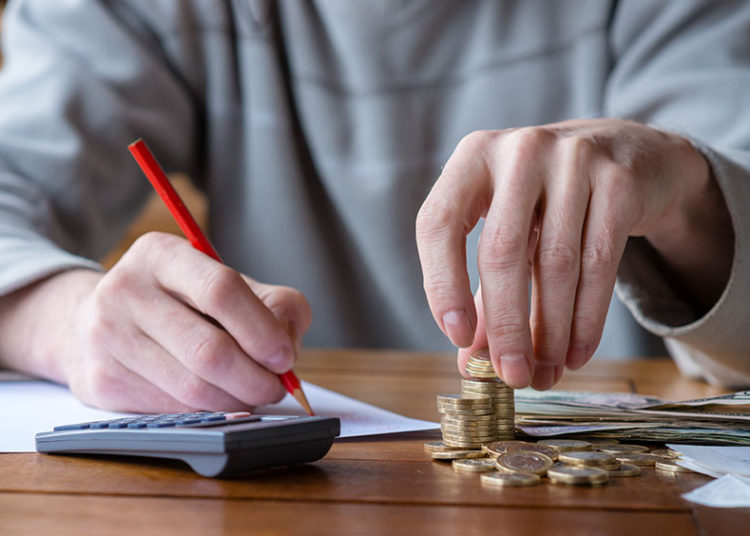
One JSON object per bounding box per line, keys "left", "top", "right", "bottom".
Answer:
{"left": 667, "top": 448, "right": 683, "bottom": 458}
{"left": 437, "top": 397, "right": 495, "bottom": 413}
{"left": 483, "top": 440, "right": 527, "bottom": 457}
{"left": 599, "top": 460, "right": 621, "bottom": 471}
{"left": 537, "top": 439, "right": 592, "bottom": 452}
{"left": 431, "top": 449, "right": 486, "bottom": 460}
{"left": 438, "top": 407, "right": 494, "bottom": 415}
{"left": 655, "top": 460, "right": 692, "bottom": 473}
{"left": 442, "top": 438, "right": 487, "bottom": 448}
{"left": 441, "top": 424, "right": 496, "bottom": 433}
{"left": 480, "top": 471, "right": 540, "bottom": 487}
{"left": 614, "top": 453, "right": 657, "bottom": 466}
{"left": 423, "top": 441, "right": 461, "bottom": 453}
{"left": 441, "top": 414, "right": 496, "bottom": 422}
{"left": 436, "top": 394, "right": 491, "bottom": 405}
{"left": 464, "top": 371, "right": 498, "bottom": 379}
{"left": 496, "top": 451, "right": 553, "bottom": 475}
{"left": 608, "top": 463, "right": 641, "bottom": 477}
{"left": 558, "top": 451, "right": 615, "bottom": 466}
{"left": 596, "top": 444, "right": 649, "bottom": 454}
{"left": 452, "top": 458, "right": 497, "bottom": 473}
{"left": 548, "top": 465, "right": 609, "bottom": 485}
{"left": 442, "top": 433, "right": 497, "bottom": 442}
{"left": 507, "top": 443, "right": 559, "bottom": 461}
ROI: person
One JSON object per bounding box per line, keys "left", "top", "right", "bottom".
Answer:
{"left": 0, "top": 0, "right": 746, "bottom": 413}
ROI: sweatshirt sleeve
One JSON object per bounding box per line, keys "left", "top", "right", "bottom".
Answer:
{"left": 605, "top": 1, "right": 750, "bottom": 386}
{"left": 0, "top": 0, "right": 198, "bottom": 295}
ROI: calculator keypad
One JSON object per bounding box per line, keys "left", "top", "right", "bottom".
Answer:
{"left": 53, "top": 411, "right": 252, "bottom": 431}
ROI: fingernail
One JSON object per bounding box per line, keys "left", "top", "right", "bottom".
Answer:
{"left": 265, "top": 345, "right": 293, "bottom": 372}
{"left": 532, "top": 362, "right": 556, "bottom": 390}
{"left": 500, "top": 353, "right": 531, "bottom": 388}
{"left": 442, "top": 310, "right": 474, "bottom": 347}
{"left": 567, "top": 344, "right": 589, "bottom": 371}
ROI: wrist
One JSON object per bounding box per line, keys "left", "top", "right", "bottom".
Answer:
{"left": 0, "top": 269, "right": 102, "bottom": 384}
{"left": 645, "top": 138, "right": 734, "bottom": 312}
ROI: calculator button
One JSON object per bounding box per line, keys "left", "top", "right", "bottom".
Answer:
{"left": 200, "top": 415, "right": 226, "bottom": 422}
{"left": 107, "top": 422, "right": 129, "bottom": 429}
{"left": 174, "top": 418, "right": 201, "bottom": 425}
{"left": 53, "top": 422, "right": 92, "bottom": 431}
{"left": 90, "top": 422, "right": 111, "bottom": 429}
{"left": 146, "top": 421, "right": 178, "bottom": 428}
{"left": 127, "top": 422, "right": 148, "bottom": 429}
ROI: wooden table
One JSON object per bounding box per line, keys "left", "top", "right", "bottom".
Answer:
{"left": 1, "top": 349, "right": 749, "bottom": 535}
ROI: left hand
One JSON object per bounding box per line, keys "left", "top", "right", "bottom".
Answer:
{"left": 416, "top": 118, "right": 712, "bottom": 390}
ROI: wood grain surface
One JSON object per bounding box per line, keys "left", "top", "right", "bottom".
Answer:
{"left": 0, "top": 349, "right": 746, "bottom": 535}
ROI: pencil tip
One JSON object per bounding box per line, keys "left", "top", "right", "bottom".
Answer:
{"left": 292, "top": 388, "right": 314, "bottom": 416}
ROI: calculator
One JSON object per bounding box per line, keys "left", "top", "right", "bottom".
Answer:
{"left": 36, "top": 411, "right": 340, "bottom": 477}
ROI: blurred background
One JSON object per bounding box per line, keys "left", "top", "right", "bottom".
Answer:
{"left": 0, "top": 0, "right": 208, "bottom": 270}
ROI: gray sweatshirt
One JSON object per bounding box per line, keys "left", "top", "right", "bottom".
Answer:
{"left": 0, "top": 0, "right": 748, "bottom": 385}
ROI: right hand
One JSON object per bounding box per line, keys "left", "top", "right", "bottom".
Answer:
{"left": 64, "top": 232, "right": 311, "bottom": 412}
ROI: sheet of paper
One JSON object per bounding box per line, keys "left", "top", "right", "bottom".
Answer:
{"left": 0, "top": 380, "right": 438, "bottom": 452}
{"left": 667, "top": 444, "right": 750, "bottom": 477}
{"left": 681, "top": 474, "right": 750, "bottom": 508}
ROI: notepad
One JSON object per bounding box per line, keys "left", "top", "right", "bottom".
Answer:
{"left": 0, "top": 379, "right": 438, "bottom": 452}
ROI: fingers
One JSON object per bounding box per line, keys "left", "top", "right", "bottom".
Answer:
{"left": 245, "top": 277, "right": 312, "bottom": 356}
{"left": 477, "top": 130, "right": 546, "bottom": 388}
{"left": 124, "top": 290, "right": 285, "bottom": 407}
{"left": 68, "top": 347, "right": 194, "bottom": 413}
{"left": 457, "top": 288, "right": 488, "bottom": 377}
{"left": 416, "top": 132, "right": 494, "bottom": 348}
{"left": 132, "top": 233, "right": 296, "bottom": 374}
{"left": 529, "top": 139, "right": 591, "bottom": 389}
{"left": 565, "top": 175, "right": 631, "bottom": 371}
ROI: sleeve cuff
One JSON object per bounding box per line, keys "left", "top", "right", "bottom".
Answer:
{"left": 615, "top": 136, "right": 750, "bottom": 386}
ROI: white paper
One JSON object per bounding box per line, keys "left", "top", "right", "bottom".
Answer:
{"left": 0, "top": 380, "right": 437, "bottom": 452}
{"left": 682, "top": 474, "right": 750, "bottom": 508}
{"left": 667, "top": 444, "right": 750, "bottom": 477}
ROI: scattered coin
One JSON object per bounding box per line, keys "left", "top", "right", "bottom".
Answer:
{"left": 537, "top": 439, "right": 592, "bottom": 452}
{"left": 481, "top": 471, "right": 541, "bottom": 487}
{"left": 496, "top": 451, "right": 553, "bottom": 475}
{"left": 423, "top": 441, "right": 459, "bottom": 453}
{"left": 558, "top": 451, "right": 615, "bottom": 467}
{"left": 548, "top": 465, "right": 609, "bottom": 486}
{"left": 452, "top": 458, "right": 497, "bottom": 473}
{"left": 614, "top": 453, "right": 657, "bottom": 466}
{"left": 599, "top": 460, "right": 622, "bottom": 471}
{"left": 431, "top": 449, "right": 486, "bottom": 460}
{"left": 507, "top": 442, "right": 559, "bottom": 461}
{"left": 666, "top": 448, "right": 683, "bottom": 458}
{"left": 483, "top": 440, "right": 527, "bottom": 458}
{"left": 442, "top": 438, "right": 489, "bottom": 449}
{"left": 608, "top": 463, "right": 641, "bottom": 477}
{"left": 655, "top": 460, "right": 692, "bottom": 473}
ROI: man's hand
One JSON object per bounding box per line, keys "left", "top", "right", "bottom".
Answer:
{"left": 417, "top": 118, "right": 732, "bottom": 390}
{"left": 0, "top": 232, "right": 311, "bottom": 412}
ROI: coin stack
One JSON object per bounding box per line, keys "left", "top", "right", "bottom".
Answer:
{"left": 462, "top": 349, "right": 515, "bottom": 440}
{"left": 436, "top": 394, "right": 496, "bottom": 448}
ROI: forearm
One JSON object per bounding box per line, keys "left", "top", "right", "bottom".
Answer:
{"left": 0, "top": 269, "right": 101, "bottom": 384}
{"left": 644, "top": 146, "right": 734, "bottom": 315}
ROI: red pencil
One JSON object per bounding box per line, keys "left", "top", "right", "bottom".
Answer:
{"left": 128, "top": 138, "right": 314, "bottom": 416}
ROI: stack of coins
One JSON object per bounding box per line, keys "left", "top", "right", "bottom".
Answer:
{"left": 462, "top": 349, "right": 515, "bottom": 440}
{"left": 437, "top": 394, "right": 496, "bottom": 448}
